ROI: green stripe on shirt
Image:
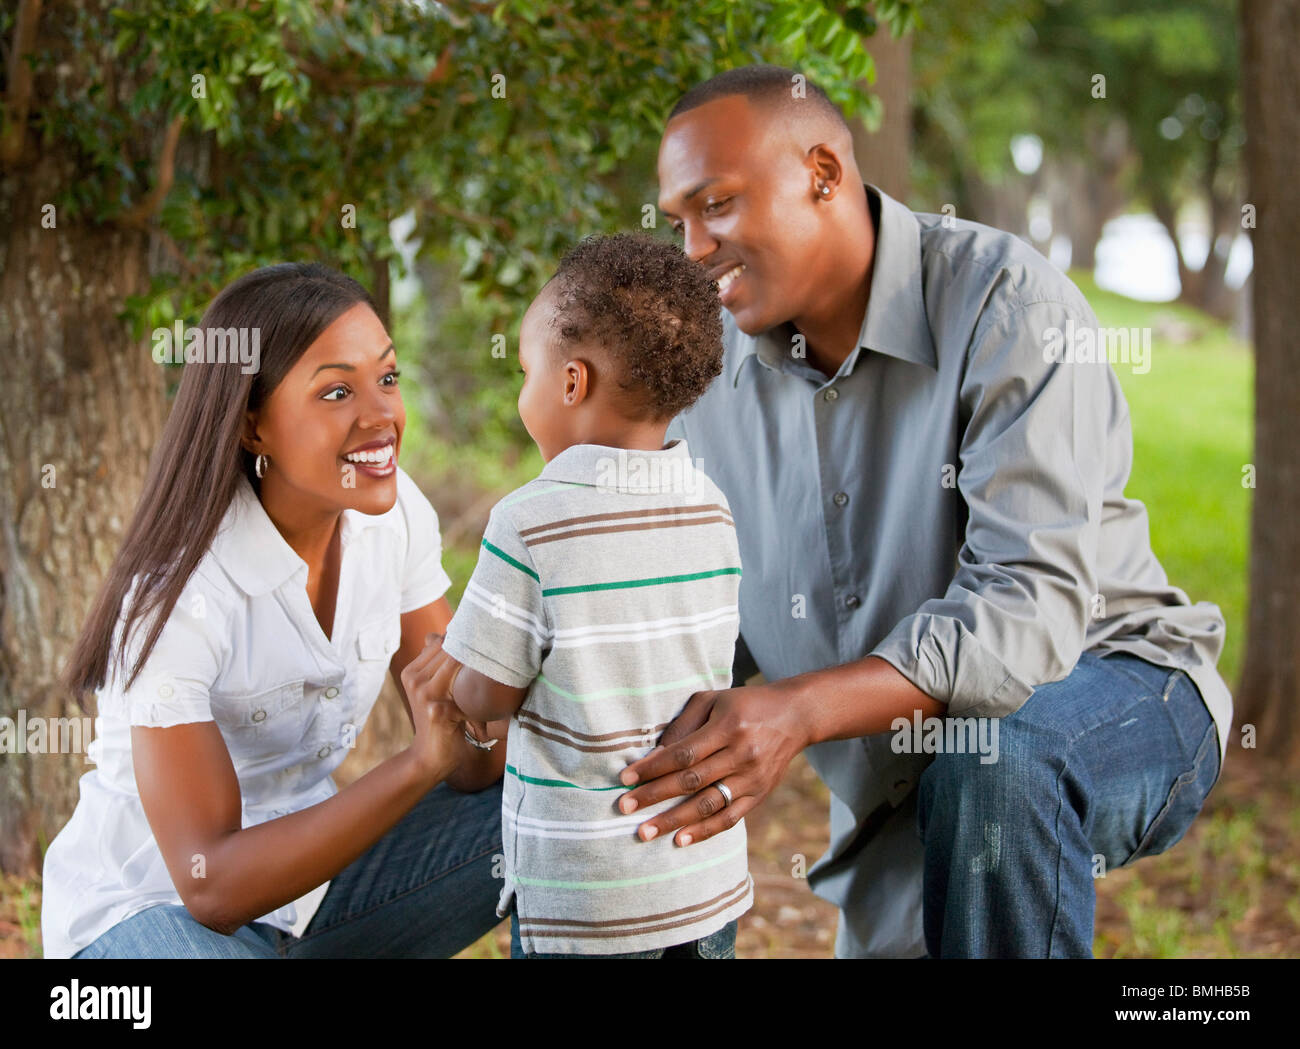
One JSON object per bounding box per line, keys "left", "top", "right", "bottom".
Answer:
{"left": 514, "top": 844, "right": 747, "bottom": 890}
{"left": 505, "top": 763, "right": 625, "bottom": 791}
{"left": 535, "top": 667, "right": 732, "bottom": 703}
{"left": 481, "top": 538, "right": 540, "bottom": 581}
{"left": 543, "top": 566, "right": 740, "bottom": 597}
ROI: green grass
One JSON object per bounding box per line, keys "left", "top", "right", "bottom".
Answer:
{"left": 1070, "top": 271, "right": 1252, "bottom": 690}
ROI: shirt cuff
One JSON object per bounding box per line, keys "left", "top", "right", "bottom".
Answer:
{"left": 400, "top": 563, "right": 453, "bottom": 615}
{"left": 869, "top": 613, "right": 1036, "bottom": 719}
{"left": 441, "top": 635, "right": 536, "bottom": 691}
{"left": 126, "top": 678, "right": 214, "bottom": 727}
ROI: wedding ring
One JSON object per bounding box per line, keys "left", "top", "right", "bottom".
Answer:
{"left": 715, "top": 781, "right": 733, "bottom": 807}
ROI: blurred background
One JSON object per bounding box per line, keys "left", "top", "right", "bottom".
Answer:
{"left": 2, "top": 0, "right": 1296, "bottom": 958}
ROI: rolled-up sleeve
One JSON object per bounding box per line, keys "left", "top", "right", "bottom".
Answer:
{"left": 120, "top": 571, "right": 229, "bottom": 727}
{"left": 870, "top": 299, "right": 1110, "bottom": 718}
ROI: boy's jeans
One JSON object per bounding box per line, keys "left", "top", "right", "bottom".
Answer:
{"left": 72, "top": 780, "right": 504, "bottom": 959}
{"left": 915, "top": 649, "right": 1222, "bottom": 957}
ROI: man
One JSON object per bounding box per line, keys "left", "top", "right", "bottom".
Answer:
{"left": 616, "top": 65, "right": 1231, "bottom": 958}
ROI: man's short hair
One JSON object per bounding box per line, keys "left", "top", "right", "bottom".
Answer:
{"left": 667, "top": 64, "right": 851, "bottom": 138}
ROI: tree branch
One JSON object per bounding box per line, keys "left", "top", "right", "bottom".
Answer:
{"left": 116, "top": 114, "right": 184, "bottom": 229}
{"left": 0, "top": 0, "right": 44, "bottom": 168}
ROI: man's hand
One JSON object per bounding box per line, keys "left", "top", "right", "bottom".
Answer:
{"left": 615, "top": 681, "right": 810, "bottom": 847}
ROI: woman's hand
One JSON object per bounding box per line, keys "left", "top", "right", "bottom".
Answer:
{"left": 400, "top": 633, "right": 469, "bottom": 789}
{"left": 615, "top": 681, "right": 811, "bottom": 847}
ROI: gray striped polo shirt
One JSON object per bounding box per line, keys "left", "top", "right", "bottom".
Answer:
{"left": 441, "top": 438, "right": 753, "bottom": 954}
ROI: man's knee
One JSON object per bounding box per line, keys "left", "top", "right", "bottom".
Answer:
{"left": 915, "top": 714, "right": 1065, "bottom": 835}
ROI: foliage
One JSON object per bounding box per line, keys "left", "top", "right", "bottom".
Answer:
{"left": 911, "top": 0, "right": 1241, "bottom": 228}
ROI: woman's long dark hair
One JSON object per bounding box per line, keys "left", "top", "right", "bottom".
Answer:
{"left": 64, "top": 263, "right": 377, "bottom": 708}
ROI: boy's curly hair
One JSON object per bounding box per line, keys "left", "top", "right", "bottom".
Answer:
{"left": 545, "top": 232, "right": 724, "bottom": 421}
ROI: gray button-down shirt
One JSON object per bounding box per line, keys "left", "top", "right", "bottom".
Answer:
{"left": 665, "top": 184, "right": 1232, "bottom": 957}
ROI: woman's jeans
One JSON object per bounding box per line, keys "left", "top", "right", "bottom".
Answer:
{"left": 915, "top": 650, "right": 1222, "bottom": 958}
{"left": 72, "top": 780, "right": 504, "bottom": 959}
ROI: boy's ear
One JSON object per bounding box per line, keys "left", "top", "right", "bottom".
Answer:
{"left": 240, "top": 410, "right": 263, "bottom": 455}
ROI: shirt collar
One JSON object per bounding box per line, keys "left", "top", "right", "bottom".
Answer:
{"left": 539, "top": 439, "right": 699, "bottom": 493}
{"left": 211, "top": 475, "right": 385, "bottom": 596}
{"left": 730, "top": 183, "right": 937, "bottom": 388}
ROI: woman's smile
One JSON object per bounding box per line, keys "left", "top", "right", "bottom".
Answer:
{"left": 341, "top": 435, "right": 397, "bottom": 478}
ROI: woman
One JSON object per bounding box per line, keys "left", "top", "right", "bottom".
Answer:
{"left": 43, "top": 263, "right": 505, "bottom": 958}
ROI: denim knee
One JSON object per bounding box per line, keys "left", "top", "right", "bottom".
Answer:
{"left": 915, "top": 715, "right": 1064, "bottom": 837}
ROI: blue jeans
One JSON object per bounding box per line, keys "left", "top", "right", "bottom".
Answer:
{"left": 72, "top": 780, "right": 504, "bottom": 959}
{"left": 509, "top": 903, "right": 737, "bottom": 958}
{"left": 915, "top": 650, "right": 1222, "bottom": 957}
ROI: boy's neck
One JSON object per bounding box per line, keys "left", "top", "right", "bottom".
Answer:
{"left": 565, "top": 418, "right": 672, "bottom": 454}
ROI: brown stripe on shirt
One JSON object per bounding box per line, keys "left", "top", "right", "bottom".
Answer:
{"left": 524, "top": 514, "right": 735, "bottom": 549}
{"left": 519, "top": 878, "right": 751, "bottom": 940}
{"left": 516, "top": 708, "right": 670, "bottom": 743}
{"left": 518, "top": 503, "right": 734, "bottom": 537}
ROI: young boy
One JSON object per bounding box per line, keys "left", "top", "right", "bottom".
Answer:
{"left": 437, "top": 232, "right": 751, "bottom": 957}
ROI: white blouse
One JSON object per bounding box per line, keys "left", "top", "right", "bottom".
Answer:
{"left": 41, "top": 467, "right": 452, "bottom": 958}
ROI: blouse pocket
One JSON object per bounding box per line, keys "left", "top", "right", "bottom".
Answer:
{"left": 352, "top": 615, "right": 402, "bottom": 719}
{"left": 209, "top": 679, "right": 308, "bottom": 762}
{"left": 357, "top": 616, "right": 402, "bottom": 663}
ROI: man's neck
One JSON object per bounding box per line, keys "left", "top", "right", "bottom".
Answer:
{"left": 792, "top": 190, "right": 879, "bottom": 376}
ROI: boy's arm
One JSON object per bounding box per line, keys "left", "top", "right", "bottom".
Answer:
{"left": 451, "top": 660, "right": 529, "bottom": 723}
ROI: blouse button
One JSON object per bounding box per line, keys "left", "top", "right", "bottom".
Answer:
{"left": 158, "top": 683, "right": 174, "bottom": 699}
{"left": 252, "top": 709, "right": 267, "bottom": 722}
{"left": 324, "top": 686, "right": 339, "bottom": 699}
{"left": 318, "top": 744, "right": 332, "bottom": 759}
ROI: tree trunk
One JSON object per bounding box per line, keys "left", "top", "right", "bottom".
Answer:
{"left": 1049, "top": 121, "right": 1130, "bottom": 273}
{"left": 0, "top": 149, "right": 164, "bottom": 875}
{"left": 852, "top": 25, "right": 911, "bottom": 202}
{"left": 1237, "top": 0, "right": 1300, "bottom": 766}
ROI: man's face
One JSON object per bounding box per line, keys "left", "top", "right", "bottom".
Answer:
{"left": 657, "top": 94, "right": 827, "bottom": 336}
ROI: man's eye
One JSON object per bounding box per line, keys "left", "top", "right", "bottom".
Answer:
{"left": 517, "top": 368, "right": 526, "bottom": 376}
{"left": 322, "top": 386, "right": 348, "bottom": 401}
{"left": 704, "top": 198, "right": 730, "bottom": 214}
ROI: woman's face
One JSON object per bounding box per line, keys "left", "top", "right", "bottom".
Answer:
{"left": 247, "top": 301, "right": 405, "bottom": 519}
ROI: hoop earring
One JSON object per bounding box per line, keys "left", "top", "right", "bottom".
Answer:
{"left": 255, "top": 453, "right": 268, "bottom": 479}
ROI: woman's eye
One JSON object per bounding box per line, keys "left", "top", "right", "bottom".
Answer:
{"left": 703, "top": 198, "right": 730, "bottom": 214}
{"left": 381, "top": 369, "right": 401, "bottom": 386}
{"left": 322, "top": 386, "right": 348, "bottom": 402}
{"left": 517, "top": 368, "right": 526, "bottom": 376}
